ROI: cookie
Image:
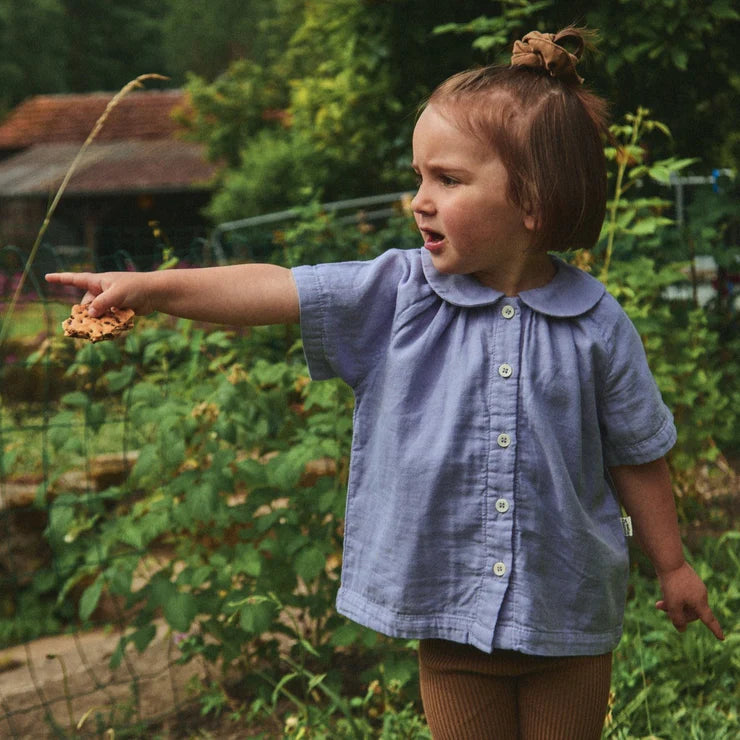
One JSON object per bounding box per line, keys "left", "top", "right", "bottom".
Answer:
{"left": 62, "top": 303, "right": 135, "bottom": 343}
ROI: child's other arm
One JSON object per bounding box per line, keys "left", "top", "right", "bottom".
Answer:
{"left": 610, "top": 457, "right": 724, "bottom": 641}
{"left": 45, "top": 265, "right": 300, "bottom": 326}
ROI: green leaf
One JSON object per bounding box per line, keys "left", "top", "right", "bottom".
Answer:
{"left": 329, "top": 622, "right": 362, "bottom": 647}
{"left": 267, "top": 446, "right": 315, "bottom": 490}
{"left": 85, "top": 402, "right": 106, "bottom": 431}
{"left": 628, "top": 217, "right": 674, "bottom": 235}
{"left": 79, "top": 575, "right": 104, "bottom": 621}
{"left": 131, "top": 446, "right": 161, "bottom": 485}
{"left": 307, "top": 672, "right": 327, "bottom": 691}
{"left": 234, "top": 544, "right": 262, "bottom": 577}
{"left": 149, "top": 572, "right": 177, "bottom": 606}
{"left": 183, "top": 565, "right": 214, "bottom": 588}
{"left": 239, "top": 600, "right": 275, "bottom": 634}
{"left": 163, "top": 591, "right": 198, "bottom": 632}
{"left": 671, "top": 47, "right": 688, "bottom": 70}
{"left": 131, "top": 624, "right": 157, "bottom": 652}
{"left": 110, "top": 639, "right": 126, "bottom": 670}
{"left": 105, "top": 366, "right": 136, "bottom": 392}
{"left": 294, "top": 545, "right": 326, "bottom": 582}
{"left": 130, "top": 382, "right": 165, "bottom": 407}
{"left": 61, "top": 391, "right": 90, "bottom": 408}
{"left": 180, "top": 483, "right": 218, "bottom": 523}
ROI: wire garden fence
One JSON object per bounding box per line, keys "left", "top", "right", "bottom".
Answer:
{"left": 0, "top": 193, "right": 414, "bottom": 738}
{"left": 1, "top": 244, "right": 213, "bottom": 738}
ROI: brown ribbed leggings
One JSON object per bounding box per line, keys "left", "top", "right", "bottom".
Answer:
{"left": 418, "top": 640, "right": 612, "bottom": 739}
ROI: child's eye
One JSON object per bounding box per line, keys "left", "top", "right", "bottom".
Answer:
{"left": 440, "top": 175, "right": 458, "bottom": 186}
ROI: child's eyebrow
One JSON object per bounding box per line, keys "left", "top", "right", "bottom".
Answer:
{"left": 412, "top": 160, "right": 470, "bottom": 176}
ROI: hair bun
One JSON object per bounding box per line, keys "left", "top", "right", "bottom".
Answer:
{"left": 511, "top": 29, "right": 584, "bottom": 84}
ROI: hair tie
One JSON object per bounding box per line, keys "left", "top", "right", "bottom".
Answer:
{"left": 511, "top": 30, "right": 584, "bottom": 84}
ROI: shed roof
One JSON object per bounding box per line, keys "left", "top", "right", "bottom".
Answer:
{"left": 0, "top": 140, "right": 217, "bottom": 197}
{"left": 0, "top": 89, "right": 218, "bottom": 196}
{"left": 0, "top": 89, "right": 189, "bottom": 149}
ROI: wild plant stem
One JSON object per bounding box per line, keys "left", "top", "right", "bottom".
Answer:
{"left": 601, "top": 107, "right": 645, "bottom": 284}
{"left": 0, "top": 73, "right": 168, "bottom": 350}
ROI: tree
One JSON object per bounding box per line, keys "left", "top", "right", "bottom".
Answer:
{"left": 0, "top": 0, "right": 168, "bottom": 115}
{"left": 61, "top": 0, "right": 167, "bottom": 92}
{"left": 0, "top": 0, "right": 68, "bottom": 113}
{"left": 161, "top": 0, "right": 287, "bottom": 84}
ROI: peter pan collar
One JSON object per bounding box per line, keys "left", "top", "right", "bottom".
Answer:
{"left": 420, "top": 249, "right": 605, "bottom": 317}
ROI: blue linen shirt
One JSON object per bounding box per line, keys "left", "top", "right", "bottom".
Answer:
{"left": 292, "top": 248, "right": 676, "bottom": 656}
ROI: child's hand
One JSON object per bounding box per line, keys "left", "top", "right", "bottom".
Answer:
{"left": 46, "top": 271, "right": 154, "bottom": 317}
{"left": 656, "top": 561, "right": 724, "bottom": 640}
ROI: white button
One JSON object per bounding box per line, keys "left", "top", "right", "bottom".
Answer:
{"left": 501, "top": 305, "right": 515, "bottom": 319}
{"left": 493, "top": 561, "right": 507, "bottom": 576}
{"left": 497, "top": 433, "right": 511, "bottom": 448}
{"left": 499, "top": 363, "right": 513, "bottom": 378}
{"left": 495, "top": 498, "right": 510, "bottom": 513}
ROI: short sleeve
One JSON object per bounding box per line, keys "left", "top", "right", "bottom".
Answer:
{"left": 599, "top": 303, "right": 677, "bottom": 466}
{"left": 292, "top": 249, "right": 416, "bottom": 386}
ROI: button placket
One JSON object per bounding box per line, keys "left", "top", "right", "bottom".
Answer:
{"left": 482, "top": 298, "right": 521, "bottom": 627}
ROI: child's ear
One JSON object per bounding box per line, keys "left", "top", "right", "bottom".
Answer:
{"left": 523, "top": 212, "right": 538, "bottom": 232}
{"left": 519, "top": 197, "right": 539, "bottom": 232}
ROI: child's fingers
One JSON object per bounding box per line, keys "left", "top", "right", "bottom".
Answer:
{"left": 46, "top": 272, "right": 126, "bottom": 316}
{"left": 45, "top": 272, "right": 103, "bottom": 293}
{"left": 694, "top": 605, "right": 725, "bottom": 641}
{"left": 656, "top": 599, "right": 725, "bottom": 640}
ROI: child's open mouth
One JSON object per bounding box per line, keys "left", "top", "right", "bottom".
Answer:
{"left": 422, "top": 229, "right": 445, "bottom": 250}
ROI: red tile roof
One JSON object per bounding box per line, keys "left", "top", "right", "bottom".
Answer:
{"left": 0, "top": 90, "right": 218, "bottom": 196}
{"left": 0, "top": 89, "right": 189, "bottom": 149}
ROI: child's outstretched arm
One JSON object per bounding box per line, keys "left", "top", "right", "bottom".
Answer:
{"left": 45, "top": 265, "right": 300, "bottom": 326}
{"left": 610, "top": 457, "right": 724, "bottom": 641}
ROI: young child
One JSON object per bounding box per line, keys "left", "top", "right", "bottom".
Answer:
{"left": 47, "top": 27, "right": 723, "bottom": 740}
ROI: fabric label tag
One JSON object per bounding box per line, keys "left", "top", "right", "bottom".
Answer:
{"left": 620, "top": 516, "right": 633, "bottom": 537}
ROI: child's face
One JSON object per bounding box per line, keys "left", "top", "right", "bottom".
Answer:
{"left": 411, "top": 105, "right": 536, "bottom": 288}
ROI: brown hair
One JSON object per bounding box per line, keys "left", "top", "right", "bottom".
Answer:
{"left": 425, "top": 33, "right": 609, "bottom": 252}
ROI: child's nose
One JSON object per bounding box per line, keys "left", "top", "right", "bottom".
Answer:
{"left": 411, "top": 184, "right": 435, "bottom": 215}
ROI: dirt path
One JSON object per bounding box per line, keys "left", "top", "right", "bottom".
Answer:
{"left": 0, "top": 620, "right": 205, "bottom": 738}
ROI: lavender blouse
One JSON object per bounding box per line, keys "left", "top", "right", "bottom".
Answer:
{"left": 292, "top": 248, "right": 676, "bottom": 655}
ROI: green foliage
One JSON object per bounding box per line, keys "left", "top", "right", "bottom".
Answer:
{"left": 587, "top": 109, "right": 740, "bottom": 484}
{"left": 606, "top": 534, "right": 740, "bottom": 739}
{"left": 161, "top": 0, "right": 292, "bottom": 83}
{"left": 180, "top": 0, "right": 413, "bottom": 222}
{"left": 176, "top": 59, "right": 289, "bottom": 170}
{"left": 433, "top": 0, "right": 551, "bottom": 57}
{"left": 60, "top": 0, "right": 166, "bottom": 92}
{"left": 0, "top": 0, "right": 168, "bottom": 113}
{"left": 0, "top": 0, "right": 67, "bottom": 111}
{"left": 30, "top": 220, "right": 416, "bottom": 714}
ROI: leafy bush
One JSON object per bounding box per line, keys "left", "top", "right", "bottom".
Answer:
{"left": 33, "top": 216, "right": 423, "bottom": 735}
{"left": 587, "top": 109, "right": 739, "bottom": 489}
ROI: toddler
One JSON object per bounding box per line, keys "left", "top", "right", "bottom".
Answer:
{"left": 47, "top": 27, "right": 723, "bottom": 739}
